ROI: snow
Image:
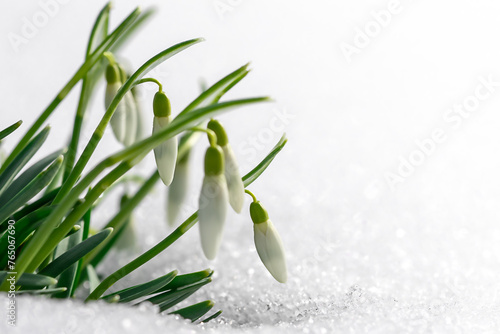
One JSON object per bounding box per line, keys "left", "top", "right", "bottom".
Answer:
{"left": 2, "top": 0, "right": 500, "bottom": 332}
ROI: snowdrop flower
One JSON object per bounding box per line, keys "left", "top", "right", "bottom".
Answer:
{"left": 104, "top": 63, "right": 137, "bottom": 146}
{"left": 115, "top": 194, "right": 138, "bottom": 252}
{"left": 167, "top": 152, "right": 191, "bottom": 227}
{"left": 198, "top": 145, "right": 229, "bottom": 260}
{"left": 152, "top": 91, "right": 177, "bottom": 186}
{"left": 250, "top": 200, "right": 287, "bottom": 283}
{"left": 207, "top": 119, "right": 245, "bottom": 213}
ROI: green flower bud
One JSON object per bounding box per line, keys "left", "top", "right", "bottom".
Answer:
{"left": 207, "top": 119, "right": 228, "bottom": 146}
{"left": 105, "top": 64, "right": 120, "bottom": 84}
{"left": 204, "top": 146, "right": 224, "bottom": 176}
{"left": 153, "top": 91, "right": 171, "bottom": 118}
{"left": 250, "top": 201, "right": 269, "bottom": 224}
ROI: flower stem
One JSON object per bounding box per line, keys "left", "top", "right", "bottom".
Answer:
{"left": 189, "top": 127, "right": 217, "bottom": 147}
{"left": 244, "top": 189, "right": 258, "bottom": 202}
{"left": 134, "top": 77, "right": 163, "bottom": 92}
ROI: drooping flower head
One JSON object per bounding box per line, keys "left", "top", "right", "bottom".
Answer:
{"left": 152, "top": 91, "right": 178, "bottom": 186}
{"left": 250, "top": 200, "right": 287, "bottom": 283}
{"left": 207, "top": 119, "right": 245, "bottom": 213}
{"left": 198, "top": 145, "right": 229, "bottom": 260}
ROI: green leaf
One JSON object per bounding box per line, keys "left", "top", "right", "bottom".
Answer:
{"left": 52, "top": 224, "right": 83, "bottom": 298}
{"left": 86, "top": 2, "right": 110, "bottom": 56}
{"left": 38, "top": 228, "right": 113, "bottom": 278}
{"left": 0, "top": 207, "right": 54, "bottom": 269}
{"left": 201, "top": 310, "right": 222, "bottom": 323}
{"left": 154, "top": 269, "right": 213, "bottom": 293}
{"left": 0, "top": 271, "right": 57, "bottom": 288}
{"left": 170, "top": 300, "right": 215, "bottom": 322}
{"left": 8, "top": 187, "right": 60, "bottom": 225}
{"left": 70, "top": 207, "right": 92, "bottom": 296}
{"left": 144, "top": 278, "right": 212, "bottom": 312}
{"left": 242, "top": 134, "right": 287, "bottom": 186}
{"left": 0, "top": 149, "right": 64, "bottom": 208}
{"left": 0, "top": 156, "right": 62, "bottom": 223}
{"left": 0, "top": 7, "right": 142, "bottom": 175}
{"left": 0, "top": 126, "right": 50, "bottom": 196}
{"left": 16, "top": 287, "right": 67, "bottom": 295}
{"left": 0, "top": 121, "right": 22, "bottom": 142}
{"left": 102, "top": 270, "right": 177, "bottom": 303}
{"left": 179, "top": 64, "right": 250, "bottom": 116}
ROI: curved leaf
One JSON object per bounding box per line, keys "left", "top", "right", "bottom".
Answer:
{"left": 38, "top": 228, "right": 113, "bottom": 278}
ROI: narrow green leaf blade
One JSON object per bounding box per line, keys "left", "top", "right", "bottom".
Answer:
{"left": 201, "top": 310, "right": 222, "bottom": 323}
{"left": 0, "top": 271, "right": 57, "bottom": 288}
{"left": 0, "top": 206, "right": 54, "bottom": 268}
{"left": 0, "top": 121, "right": 22, "bottom": 142}
{"left": 102, "top": 270, "right": 178, "bottom": 303}
{"left": 144, "top": 278, "right": 212, "bottom": 312}
{"left": 0, "top": 149, "right": 64, "bottom": 208}
{"left": 179, "top": 64, "right": 250, "bottom": 116}
{"left": 154, "top": 269, "right": 213, "bottom": 293}
{"left": 242, "top": 134, "right": 287, "bottom": 186}
{"left": 0, "top": 127, "right": 50, "bottom": 196}
{"left": 38, "top": 228, "right": 113, "bottom": 278}
{"left": 170, "top": 300, "right": 215, "bottom": 322}
{"left": 0, "top": 156, "right": 62, "bottom": 223}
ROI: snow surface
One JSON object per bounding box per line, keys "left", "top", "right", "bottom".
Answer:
{"left": 2, "top": 0, "right": 500, "bottom": 333}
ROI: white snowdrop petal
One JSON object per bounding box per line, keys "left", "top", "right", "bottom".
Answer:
{"left": 254, "top": 220, "right": 288, "bottom": 283}
{"left": 106, "top": 82, "right": 126, "bottom": 143}
{"left": 122, "top": 92, "right": 137, "bottom": 146}
{"left": 167, "top": 160, "right": 189, "bottom": 227}
{"left": 198, "top": 174, "right": 229, "bottom": 260}
{"left": 222, "top": 144, "right": 245, "bottom": 213}
{"left": 153, "top": 116, "right": 178, "bottom": 186}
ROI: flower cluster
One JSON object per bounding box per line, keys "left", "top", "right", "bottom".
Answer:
{"left": 103, "top": 56, "right": 287, "bottom": 283}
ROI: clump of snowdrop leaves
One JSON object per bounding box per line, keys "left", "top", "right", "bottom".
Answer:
{"left": 0, "top": 2, "right": 290, "bottom": 324}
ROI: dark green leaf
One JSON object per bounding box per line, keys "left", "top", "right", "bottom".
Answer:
{"left": 0, "top": 271, "right": 57, "bottom": 288}
{"left": 0, "top": 156, "right": 62, "bottom": 223}
{"left": 38, "top": 228, "right": 113, "bottom": 278}
{"left": 0, "top": 127, "right": 50, "bottom": 196}
{"left": 201, "top": 310, "right": 222, "bottom": 323}
{"left": 0, "top": 150, "right": 64, "bottom": 208}
{"left": 144, "top": 278, "right": 212, "bottom": 312}
{"left": 242, "top": 134, "right": 287, "bottom": 186}
{"left": 102, "top": 270, "right": 177, "bottom": 303}
{"left": 154, "top": 269, "right": 213, "bottom": 293}
{"left": 179, "top": 64, "right": 250, "bottom": 116}
{"left": 17, "top": 287, "right": 67, "bottom": 295}
{"left": 0, "top": 206, "right": 54, "bottom": 269}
